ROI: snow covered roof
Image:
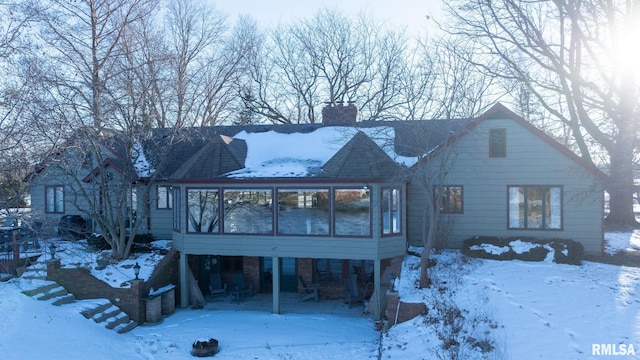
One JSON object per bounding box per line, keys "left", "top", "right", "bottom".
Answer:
{"left": 166, "top": 126, "right": 421, "bottom": 181}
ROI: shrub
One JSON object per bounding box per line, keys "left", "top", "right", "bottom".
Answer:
{"left": 86, "top": 234, "right": 111, "bottom": 251}
{"left": 462, "top": 236, "right": 583, "bottom": 265}
{"left": 548, "top": 239, "right": 584, "bottom": 265}
{"left": 132, "top": 233, "right": 155, "bottom": 244}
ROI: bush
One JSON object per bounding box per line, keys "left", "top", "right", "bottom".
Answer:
{"left": 86, "top": 234, "right": 111, "bottom": 251}
{"left": 131, "top": 233, "right": 155, "bottom": 253}
{"left": 132, "top": 233, "right": 155, "bottom": 244}
{"left": 462, "top": 236, "right": 583, "bottom": 265}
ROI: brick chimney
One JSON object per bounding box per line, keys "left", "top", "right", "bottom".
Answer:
{"left": 322, "top": 103, "right": 358, "bottom": 126}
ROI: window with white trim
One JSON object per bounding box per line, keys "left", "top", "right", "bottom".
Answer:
{"left": 508, "top": 186, "right": 562, "bottom": 229}
{"left": 45, "top": 185, "right": 64, "bottom": 213}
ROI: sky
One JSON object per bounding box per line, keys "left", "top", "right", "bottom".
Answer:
{"left": 215, "top": 0, "right": 444, "bottom": 34}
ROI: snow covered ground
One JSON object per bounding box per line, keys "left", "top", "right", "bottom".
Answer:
{"left": 1, "top": 231, "right": 639, "bottom": 359}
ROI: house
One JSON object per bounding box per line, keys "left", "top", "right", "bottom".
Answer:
{"left": 27, "top": 103, "right": 606, "bottom": 318}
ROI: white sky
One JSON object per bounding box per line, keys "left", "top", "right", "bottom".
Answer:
{"left": 215, "top": 0, "right": 444, "bottom": 34}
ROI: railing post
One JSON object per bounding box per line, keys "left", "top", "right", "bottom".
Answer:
{"left": 12, "top": 229, "right": 19, "bottom": 265}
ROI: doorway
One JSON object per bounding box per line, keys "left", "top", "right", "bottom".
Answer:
{"left": 261, "top": 257, "right": 297, "bottom": 292}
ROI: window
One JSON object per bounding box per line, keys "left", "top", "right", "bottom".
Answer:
{"left": 277, "top": 189, "right": 329, "bottom": 235}
{"left": 382, "top": 187, "right": 401, "bottom": 235}
{"left": 434, "top": 186, "right": 463, "bottom": 214}
{"left": 508, "top": 186, "right": 562, "bottom": 229}
{"left": 45, "top": 185, "right": 64, "bottom": 213}
{"left": 187, "top": 188, "right": 220, "bottom": 233}
{"left": 489, "top": 128, "right": 507, "bottom": 158}
{"left": 157, "top": 185, "right": 173, "bottom": 209}
{"left": 223, "top": 189, "right": 273, "bottom": 234}
{"left": 334, "top": 188, "right": 371, "bottom": 236}
{"left": 314, "top": 259, "right": 343, "bottom": 283}
{"left": 173, "top": 187, "right": 181, "bottom": 231}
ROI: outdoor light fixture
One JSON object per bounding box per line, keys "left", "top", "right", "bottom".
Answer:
{"left": 49, "top": 243, "right": 56, "bottom": 260}
{"left": 133, "top": 262, "right": 141, "bottom": 280}
{"left": 389, "top": 273, "right": 396, "bottom": 291}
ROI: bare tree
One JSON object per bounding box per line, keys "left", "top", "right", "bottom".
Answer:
{"left": 26, "top": 0, "right": 163, "bottom": 259}
{"left": 34, "top": 0, "right": 158, "bottom": 129}
{"left": 443, "top": 0, "right": 640, "bottom": 226}
{"left": 242, "top": 8, "right": 416, "bottom": 123}
{"left": 0, "top": 2, "right": 38, "bottom": 213}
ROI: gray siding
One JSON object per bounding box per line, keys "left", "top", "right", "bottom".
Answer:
{"left": 147, "top": 184, "right": 174, "bottom": 239}
{"left": 407, "top": 118, "right": 604, "bottom": 255}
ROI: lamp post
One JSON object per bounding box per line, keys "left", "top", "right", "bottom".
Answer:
{"left": 133, "top": 262, "right": 141, "bottom": 280}
{"left": 49, "top": 243, "right": 56, "bottom": 260}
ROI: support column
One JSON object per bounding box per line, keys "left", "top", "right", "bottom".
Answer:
{"left": 272, "top": 256, "right": 281, "bottom": 314}
{"left": 179, "top": 251, "right": 189, "bottom": 308}
{"left": 373, "top": 259, "right": 382, "bottom": 320}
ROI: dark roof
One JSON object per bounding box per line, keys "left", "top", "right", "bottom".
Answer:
{"left": 170, "top": 135, "right": 246, "bottom": 180}
{"left": 321, "top": 131, "right": 406, "bottom": 180}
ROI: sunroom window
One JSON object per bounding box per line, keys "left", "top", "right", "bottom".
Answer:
{"left": 334, "top": 188, "right": 371, "bottom": 237}
{"left": 277, "top": 189, "right": 329, "bottom": 235}
{"left": 223, "top": 189, "right": 273, "bottom": 234}
{"left": 187, "top": 188, "right": 219, "bottom": 233}
{"left": 382, "top": 187, "right": 401, "bottom": 234}
{"left": 508, "top": 186, "right": 562, "bottom": 229}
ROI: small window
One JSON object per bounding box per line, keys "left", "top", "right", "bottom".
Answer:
{"left": 489, "top": 128, "right": 507, "bottom": 158}
{"left": 434, "top": 186, "right": 463, "bottom": 214}
{"left": 382, "top": 187, "right": 402, "bottom": 235}
{"left": 173, "top": 187, "right": 181, "bottom": 231}
{"left": 45, "top": 185, "right": 64, "bottom": 213}
{"left": 157, "top": 185, "right": 173, "bottom": 209}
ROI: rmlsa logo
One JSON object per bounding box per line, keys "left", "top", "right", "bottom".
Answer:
{"left": 592, "top": 343, "right": 636, "bottom": 356}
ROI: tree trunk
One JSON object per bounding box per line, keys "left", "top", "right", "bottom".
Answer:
{"left": 605, "top": 132, "right": 638, "bottom": 227}
{"left": 420, "top": 208, "right": 435, "bottom": 288}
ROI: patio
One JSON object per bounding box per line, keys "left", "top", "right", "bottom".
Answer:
{"left": 203, "top": 292, "right": 370, "bottom": 318}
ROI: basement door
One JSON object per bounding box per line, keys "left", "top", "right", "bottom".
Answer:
{"left": 261, "top": 257, "right": 297, "bottom": 292}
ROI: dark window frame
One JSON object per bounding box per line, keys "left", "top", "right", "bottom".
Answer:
{"left": 172, "top": 186, "right": 181, "bottom": 232}
{"left": 157, "top": 185, "right": 173, "bottom": 210}
{"left": 222, "top": 187, "right": 274, "bottom": 235}
{"left": 489, "top": 128, "right": 507, "bottom": 158}
{"left": 185, "top": 187, "right": 221, "bottom": 234}
{"left": 333, "top": 187, "right": 372, "bottom": 238}
{"left": 45, "top": 185, "right": 65, "bottom": 214}
{"left": 276, "top": 187, "right": 331, "bottom": 237}
{"left": 507, "top": 185, "right": 563, "bottom": 230}
{"left": 434, "top": 185, "right": 464, "bottom": 214}
{"left": 381, "top": 186, "right": 403, "bottom": 236}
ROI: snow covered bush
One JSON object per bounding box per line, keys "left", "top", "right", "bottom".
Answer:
{"left": 462, "top": 236, "right": 583, "bottom": 265}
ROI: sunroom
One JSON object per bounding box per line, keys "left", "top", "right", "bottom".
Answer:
{"left": 168, "top": 127, "right": 412, "bottom": 318}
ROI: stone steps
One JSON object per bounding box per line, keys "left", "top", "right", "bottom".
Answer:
{"left": 20, "top": 263, "right": 138, "bottom": 334}
{"left": 83, "top": 302, "right": 138, "bottom": 334}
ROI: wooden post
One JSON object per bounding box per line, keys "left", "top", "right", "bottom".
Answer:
{"left": 12, "top": 229, "right": 19, "bottom": 265}
{"left": 272, "top": 256, "right": 280, "bottom": 314}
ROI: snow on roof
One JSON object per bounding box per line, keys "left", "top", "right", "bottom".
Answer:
{"left": 225, "top": 126, "right": 418, "bottom": 178}
{"left": 132, "top": 141, "right": 155, "bottom": 177}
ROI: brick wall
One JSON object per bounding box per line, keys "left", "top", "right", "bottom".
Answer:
{"left": 322, "top": 104, "right": 358, "bottom": 126}
{"left": 243, "top": 256, "right": 260, "bottom": 292}
{"left": 46, "top": 249, "right": 180, "bottom": 324}
{"left": 386, "top": 291, "right": 427, "bottom": 326}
